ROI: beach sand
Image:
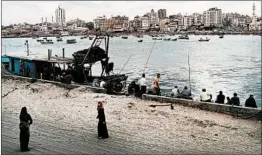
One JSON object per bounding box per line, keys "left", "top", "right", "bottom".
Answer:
{"left": 1, "top": 78, "right": 261, "bottom": 154}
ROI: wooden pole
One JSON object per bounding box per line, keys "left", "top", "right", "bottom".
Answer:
{"left": 62, "top": 48, "right": 65, "bottom": 70}
{"left": 188, "top": 51, "right": 191, "bottom": 93}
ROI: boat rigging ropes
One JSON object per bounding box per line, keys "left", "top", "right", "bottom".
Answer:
{"left": 143, "top": 40, "right": 157, "bottom": 73}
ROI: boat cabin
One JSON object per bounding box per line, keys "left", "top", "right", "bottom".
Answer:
{"left": 3, "top": 53, "right": 72, "bottom": 80}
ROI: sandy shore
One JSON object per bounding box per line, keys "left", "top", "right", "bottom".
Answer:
{"left": 1, "top": 78, "right": 261, "bottom": 154}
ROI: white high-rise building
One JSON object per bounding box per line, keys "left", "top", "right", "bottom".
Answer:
{"left": 55, "top": 6, "right": 66, "bottom": 26}
{"left": 203, "top": 7, "right": 222, "bottom": 27}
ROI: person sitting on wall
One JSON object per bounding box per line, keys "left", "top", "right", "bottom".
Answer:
{"left": 200, "top": 88, "right": 212, "bottom": 102}
{"left": 226, "top": 97, "right": 231, "bottom": 105}
{"left": 215, "top": 91, "right": 225, "bottom": 104}
{"left": 245, "top": 95, "right": 257, "bottom": 108}
{"left": 180, "top": 86, "right": 192, "bottom": 99}
{"left": 230, "top": 93, "right": 240, "bottom": 106}
{"left": 171, "top": 86, "right": 180, "bottom": 98}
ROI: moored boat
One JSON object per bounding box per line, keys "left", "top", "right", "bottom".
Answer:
{"left": 122, "top": 36, "right": 128, "bottom": 39}
{"left": 66, "top": 39, "right": 77, "bottom": 44}
{"left": 138, "top": 39, "right": 143, "bottom": 42}
{"left": 163, "top": 38, "right": 171, "bottom": 41}
{"left": 89, "top": 36, "right": 94, "bottom": 40}
{"left": 40, "top": 39, "right": 54, "bottom": 44}
{"left": 219, "top": 35, "right": 224, "bottom": 38}
{"left": 57, "top": 37, "right": 63, "bottom": 42}
{"left": 171, "top": 38, "right": 177, "bottom": 41}
{"left": 178, "top": 35, "right": 189, "bottom": 40}
{"left": 152, "top": 37, "right": 162, "bottom": 40}
{"left": 199, "top": 38, "right": 210, "bottom": 42}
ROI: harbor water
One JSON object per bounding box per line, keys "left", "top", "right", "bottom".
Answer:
{"left": 2, "top": 35, "right": 261, "bottom": 107}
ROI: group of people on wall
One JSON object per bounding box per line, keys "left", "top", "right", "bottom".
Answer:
{"left": 131, "top": 73, "right": 258, "bottom": 108}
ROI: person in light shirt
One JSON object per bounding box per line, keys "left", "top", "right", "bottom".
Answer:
{"left": 200, "top": 88, "right": 212, "bottom": 102}
{"left": 171, "top": 86, "right": 180, "bottom": 98}
{"left": 138, "top": 73, "right": 147, "bottom": 94}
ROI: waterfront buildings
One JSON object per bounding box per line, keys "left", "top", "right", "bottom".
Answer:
{"left": 55, "top": 6, "right": 66, "bottom": 27}
{"left": 203, "top": 7, "right": 223, "bottom": 27}
{"left": 183, "top": 15, "right": 193, "bottom": 28}
{"left": 158, "top": 9, "right": 167, "bottom": 19}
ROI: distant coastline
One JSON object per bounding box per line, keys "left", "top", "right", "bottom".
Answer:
{"left": 1, "top": 31, "right": 262, "bottom": 38}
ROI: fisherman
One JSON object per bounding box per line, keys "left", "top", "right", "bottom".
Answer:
{"left": 137, "top": 73, "right": 147, "bottom": 94}
{"left": 245, "top": 95, "right": 257, "bottom": 108}
{"left": 180, "top": 86, "right": 192, "bottom": 99}
{"left": 153, "top": 73, "right": 161, "bottom": 95}
{"left": 215, "top": 91, "right": 225, "bottom": 104}
{"left": 171, "top": 86, "right": 180, "bottom": 98}
{"left": 200, "top": 88, "right": 211, "bottom": 102}
{"left": 230, "top": 93, "right": 240, "bottom": 106}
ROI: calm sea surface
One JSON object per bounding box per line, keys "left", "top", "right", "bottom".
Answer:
{"left": 2, "top": 35, "right": 261, "bottom": 107}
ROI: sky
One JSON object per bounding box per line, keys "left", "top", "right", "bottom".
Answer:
{"left": 2, "top": 1, "right": 262, "bottom": 26}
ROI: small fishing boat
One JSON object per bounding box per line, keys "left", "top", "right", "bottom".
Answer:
{"left": 57, "top": 37, "right": 63, "bottom": 42}
{"left": 66, "top": 39, "right": 77, "bottom": 44}
{"left": 138, "top": 40, "right": 143, "bottom": 42}
{"left": 122, "top": 36, "right": 128, "bottom": 39}
{"left": 152, "top": 37, "right": 163, "bottom": 40}
{"left": 80, "top": 36, "right": 85, "bottom": 39}
{"left": 219, "top": 35, "right": 224, "bottom": 38}
{"left": 163, "top": 38, "right": 171, "bottom": 41}
{"left": 178, "top": 35, "right": 189, "bottom": 40}
{"left": 171, "top": 38, "right": 177, "bottom": 41}
{"left": 199, "top": 38, "right": 210, "bottom": 42}
{"left": 43, "top": 37, "right": 47, "bottom": 40}
{"left": 40, "top": 39, "right": 54, "bottom": 44}
{"left": 83, "top": 35, "right": 88, "bottom": 38}
{"left": 37, "top": 39, "right": 43, "bottom": 42}
{"left": 89, "top": 36, "right": 94, "bottom": 40}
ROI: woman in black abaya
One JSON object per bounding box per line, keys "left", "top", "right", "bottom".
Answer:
{"left": 97, "top": 102, "right": 109, "bottom": 139}
{"left": 19, "top": 107, "right": 33, "bottom": 151}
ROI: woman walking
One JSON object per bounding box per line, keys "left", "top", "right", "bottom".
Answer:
{"left": 19, "top": 107, "right": 33, "bottom": 152}
{"left": 96, "top": 102, "right": 109, "bottom": 139}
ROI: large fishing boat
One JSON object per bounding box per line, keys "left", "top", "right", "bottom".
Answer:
{"left": 2, "top": 34, "right": 128, "bottom": 93}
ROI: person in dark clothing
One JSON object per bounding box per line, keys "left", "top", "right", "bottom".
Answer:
{"left": 19, "top": 107, "right": 33, "bottom": 152}
{"left": 230, "top": 93, "right": 240, "bottom": 106}
{"left": 245, "top": 95, "right": 257, "bottom": 108}
{"left": 97, "top": 102, "right": 109, "bottom": 139}
{"left": 215, "top": 91, "right": 225, "bottom": 104}
{"left": 226, "top": 97, "right": 231, "bottom": 104}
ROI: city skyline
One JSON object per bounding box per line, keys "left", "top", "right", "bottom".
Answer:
{"left": 2, "top": 1, "right": 262, "bottom": 26}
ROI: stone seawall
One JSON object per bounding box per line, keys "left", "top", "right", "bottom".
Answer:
{"left": 142, "top": 94, "right": 262, "bottom": 120}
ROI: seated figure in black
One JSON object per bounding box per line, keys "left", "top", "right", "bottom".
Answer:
{"left": 215, "top": 91, "right": 225, "bottom": 104}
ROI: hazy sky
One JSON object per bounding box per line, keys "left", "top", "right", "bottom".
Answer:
{"left": 2, "top": 1, "right": 261, "bottom": 26}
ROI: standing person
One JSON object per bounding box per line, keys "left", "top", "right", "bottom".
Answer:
{"left": 153, "top": 73, "right": 161, "bottom": 95}
{"left": 215, "top": 91, "right": 225, "bottom": 104}
{"left": 245, "top": 95, "right": 257, "bottom": 108}
{"left": 231, "top": 93, "right": 240, "bottom": 106}
{"left": 19, "top": 107, "right": 33, "bottom": 152}
{"left": 200, "top": 88, "right": 212, "bottom": 102}
{"left": 171, "top": 86, "right": 180, "bottom": 98}
{"left": 96, "top": 102, "right": 109, "bottom": 139}
{"left": 138, "top": 73, "right": 147, "bottom": 94}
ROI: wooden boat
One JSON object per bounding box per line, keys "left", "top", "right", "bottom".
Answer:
{"left": 37, "top": 39, "right": 43, "bottom": 42}
{"left": 57, "top": 37, "right": 63, "bottom": 42}
{"left": 163, "top": 38, "right": 171, "bottom": 41}
{"left": 122, "top": 36, "right": 128, "bottom": 39}
{"left": 89, "top": 36, "right": 94, "bottom": 40}
{"left": 199, "top": 38, "right": 210, "bottom": 42}
{"left": 152, "top": 37, "right": 162, "bottom": 40}
{"left": 80, "top": 36, "right": 85, "bottom": 39}
{"left": 40, "top": 39, "right": 54, "bottom": 44}
{"left": 66, "top": 39, "right": 77, "bottom": 44}
{"left": 171, "top": 38, "right": 177, "bottom": 41}
{"left": 43, "top": 37, "right": 47, "bottom": 40}
{"left": 83, "top": 35, "right": 88, "bottom": 38}
{"left": 178, "top": 35, "right": 189, "bottom": 40}
{"left": 219, "top": 35, "right": 224, "bottom": 38}
{"left": 138, "top": 40, "right": 143, "bottom": 42}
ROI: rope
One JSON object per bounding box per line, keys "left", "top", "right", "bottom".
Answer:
{"left": 119, "top": 54, "right": 133, "bottom": 74}
{"left": 143, "top": 40, "right": 156, "bottom": 73}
